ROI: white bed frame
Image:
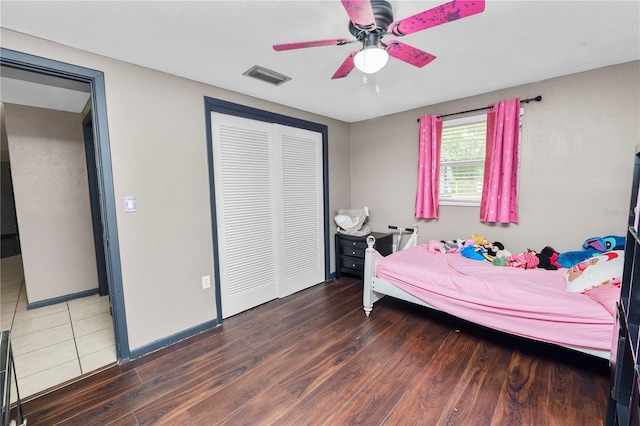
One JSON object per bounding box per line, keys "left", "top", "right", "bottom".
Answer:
{"left": 362, "top": 235, "right": 611, "bottom": 360}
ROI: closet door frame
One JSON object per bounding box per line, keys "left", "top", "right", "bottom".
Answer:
{"left": 204, "top": 97, "right": 330, "bottom": 322}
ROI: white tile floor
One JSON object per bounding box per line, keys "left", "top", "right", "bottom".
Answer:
{"left": 0, "top": 255, "right": 117, "bottom": 400}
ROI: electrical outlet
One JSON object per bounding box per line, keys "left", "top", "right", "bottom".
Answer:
{"left": 202, "top": 275, "right": 211, "bottom": 289}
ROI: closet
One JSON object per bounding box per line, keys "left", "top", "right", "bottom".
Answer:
{"left": 210, "top": 113, "right": 325, "bottom": 318}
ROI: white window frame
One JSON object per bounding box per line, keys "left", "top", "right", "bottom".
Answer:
{"left": 439, "top": 113, "right": 487, "bottom": 207}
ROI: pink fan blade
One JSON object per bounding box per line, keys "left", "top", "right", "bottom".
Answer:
{"left": 273, "top": 38, "right": 353, "bottom": 51}
{"left": 386, "top": 41, "right": 436, "bottom": 68}
{"left": 331, "top": 51, "right": 357, "bottom": 79}
{"left": 341, "top": 0, "right": 377, "bottom": 30}
{"left": 391, "top": 0, "right": 485, "bottom": 36}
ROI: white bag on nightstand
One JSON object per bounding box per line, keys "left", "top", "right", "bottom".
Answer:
{"left": 334, "top": 207, "right": 371, "bottom": 236}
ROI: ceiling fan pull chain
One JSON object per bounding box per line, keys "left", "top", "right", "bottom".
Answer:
{"left": 362, "top": 74, "right": 368, "bottom": 85}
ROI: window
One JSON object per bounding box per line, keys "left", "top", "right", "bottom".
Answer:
{"left": 439, "top": 114, "right": 487, "bottom": 206}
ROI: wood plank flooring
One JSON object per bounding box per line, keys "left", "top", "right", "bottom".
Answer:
{"left": 18, "top": 278, "right": 611, "bottom": 425}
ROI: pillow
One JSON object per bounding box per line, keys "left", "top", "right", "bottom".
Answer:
{"left": 585, "top": 282, "right": 621, "bottom": 316}
{"left": 564, "top": 250, "right": 624, "bottom": 293}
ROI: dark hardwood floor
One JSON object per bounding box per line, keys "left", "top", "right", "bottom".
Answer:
{"left": 19, "top": 278, "right": 610, "bottom": 425}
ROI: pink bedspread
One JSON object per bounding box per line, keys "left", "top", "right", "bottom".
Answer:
{"left": 375, "top": 245, "right": 614, "bottom": 352}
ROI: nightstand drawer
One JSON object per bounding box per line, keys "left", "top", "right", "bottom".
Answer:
{"left": 338, "top": 239, "right": 368, "bottom": 250}
{"left": 340, "top": 245, "right": 365, "bottom": 258}
{"left": 339, "top": 255, "right": 365, "bottom": 271}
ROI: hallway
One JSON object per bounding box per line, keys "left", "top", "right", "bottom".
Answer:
{"left": 0, "top": 255, "right": 116, "bottom": 399}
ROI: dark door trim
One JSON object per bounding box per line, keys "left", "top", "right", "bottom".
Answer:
{"left": 1, "top": 47, "right": 130, "bottom": 362}
{"left": 82, "top": 113, "right": 109, "bottom": 297}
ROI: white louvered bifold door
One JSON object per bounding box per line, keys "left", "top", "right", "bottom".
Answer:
{"left": 273, "top": 124, "right": 325, "bottom": 297}
{"left": 212, "top": 113, "right": 279, "bottom": 318}
{"left": 211, "top": 114, "right": 325, "bottom": 318}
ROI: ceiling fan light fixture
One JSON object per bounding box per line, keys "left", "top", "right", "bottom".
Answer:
{"left": 354, "top": 46, "right": 388, "bottom": 74}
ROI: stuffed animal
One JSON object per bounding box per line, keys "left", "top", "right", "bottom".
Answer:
{"left": 556, "top": 250, "right": 595, "bottom": 268}
{"left": 427, "top": 239, "right": 444, "bottom": 253}
{"left": 538, "top": 246, "right": 560, "bottom": 270}
{"left": 471, "top": 233, "right": 488, "bottom": 247}
{"left": 486, "top": 242, "right": 511, "bottom": 258}
{"left": 492, "top": 257, "right": 508, "bottom": 266}
{"left": 478, "top": 241, "right": 511, "bottom": 263}
{"left": 486, "top": 242, "right": 501, "bottom": 257}
{"left": 557, "top": 235, "right": 625, "bottom": 268}
{"left": 540, "top": 246, "right": 562, "bottom": 269}
{"left": 442, "top": 239, "right": 470, "bottom": 253}
{"left": 505, "top": 251, "right": 539, "bottom": 269}
{"left": 583, "top": 235, "right": 625, "bottom": 252}
{"left": 461, "top": 245, "right": 487, "bottom": 261}
{"left": 496, "top": 246, "right": 512, "bottom": 259}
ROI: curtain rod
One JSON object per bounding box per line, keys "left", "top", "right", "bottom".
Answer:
{"left": 416, "top": 95, "right": 542, "bottom": 122}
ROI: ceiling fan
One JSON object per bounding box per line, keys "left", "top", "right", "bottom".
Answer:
{"left": 273, "top": 0, "right": 486, "bottom": 79}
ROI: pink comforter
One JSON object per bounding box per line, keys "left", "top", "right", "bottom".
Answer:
{"left": 375, "top": 245, "right": 614, "bottom": 352}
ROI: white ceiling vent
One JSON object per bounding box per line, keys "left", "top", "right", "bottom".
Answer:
{"left": 243, "top": 65, "right": 291, "bottom": 86}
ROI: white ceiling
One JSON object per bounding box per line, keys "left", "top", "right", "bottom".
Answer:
{"left": 1, "top": 0, "right": 639, "bottom": 123}
{"left": 0, "top": 66, "right": 91, "bottom": 113}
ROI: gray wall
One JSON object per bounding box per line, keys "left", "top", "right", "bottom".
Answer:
{"left": 0, "top": 28, "right": 352, "bottom": 351}
{"left": 350, "top": 61, "right": 640, "bottom": 254}
{"left": 3, "top": 103, "right": 99, "bottom": 303}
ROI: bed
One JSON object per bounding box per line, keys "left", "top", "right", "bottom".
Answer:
{"left": 363, "top": 235, "right": 616, "bottom": 359}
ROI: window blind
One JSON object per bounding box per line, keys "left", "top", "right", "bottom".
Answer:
{"left": 439, "top": 119, "right": 486, "bottom": 204}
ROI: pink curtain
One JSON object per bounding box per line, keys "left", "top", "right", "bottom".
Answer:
{"left": 415, "top": 114, "right": 443, "bottom": 219}
{"left": 480, "top": 97, "right": 520, "bottom": 223}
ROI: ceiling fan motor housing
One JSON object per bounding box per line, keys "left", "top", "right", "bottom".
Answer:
{"left": 348, "top": 0, "right": 393, "bottom": 39}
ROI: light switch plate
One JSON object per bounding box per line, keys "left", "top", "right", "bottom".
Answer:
{"left": 202, "top": 275, "right": 211, "bottom": 289}
{"left": 124, "top": 196, "right": 136, "bottom": 213}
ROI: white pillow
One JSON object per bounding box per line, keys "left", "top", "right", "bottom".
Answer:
{"left": 565, "top": 251, "right": 624, "bottom": 293}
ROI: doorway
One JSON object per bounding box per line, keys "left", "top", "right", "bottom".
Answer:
{"left": 0, "top": 48, "right": 129, "bottom": 397}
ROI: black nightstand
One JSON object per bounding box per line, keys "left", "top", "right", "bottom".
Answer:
{"left": 335, "top": 232, "right": 393, "bottom": 279}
